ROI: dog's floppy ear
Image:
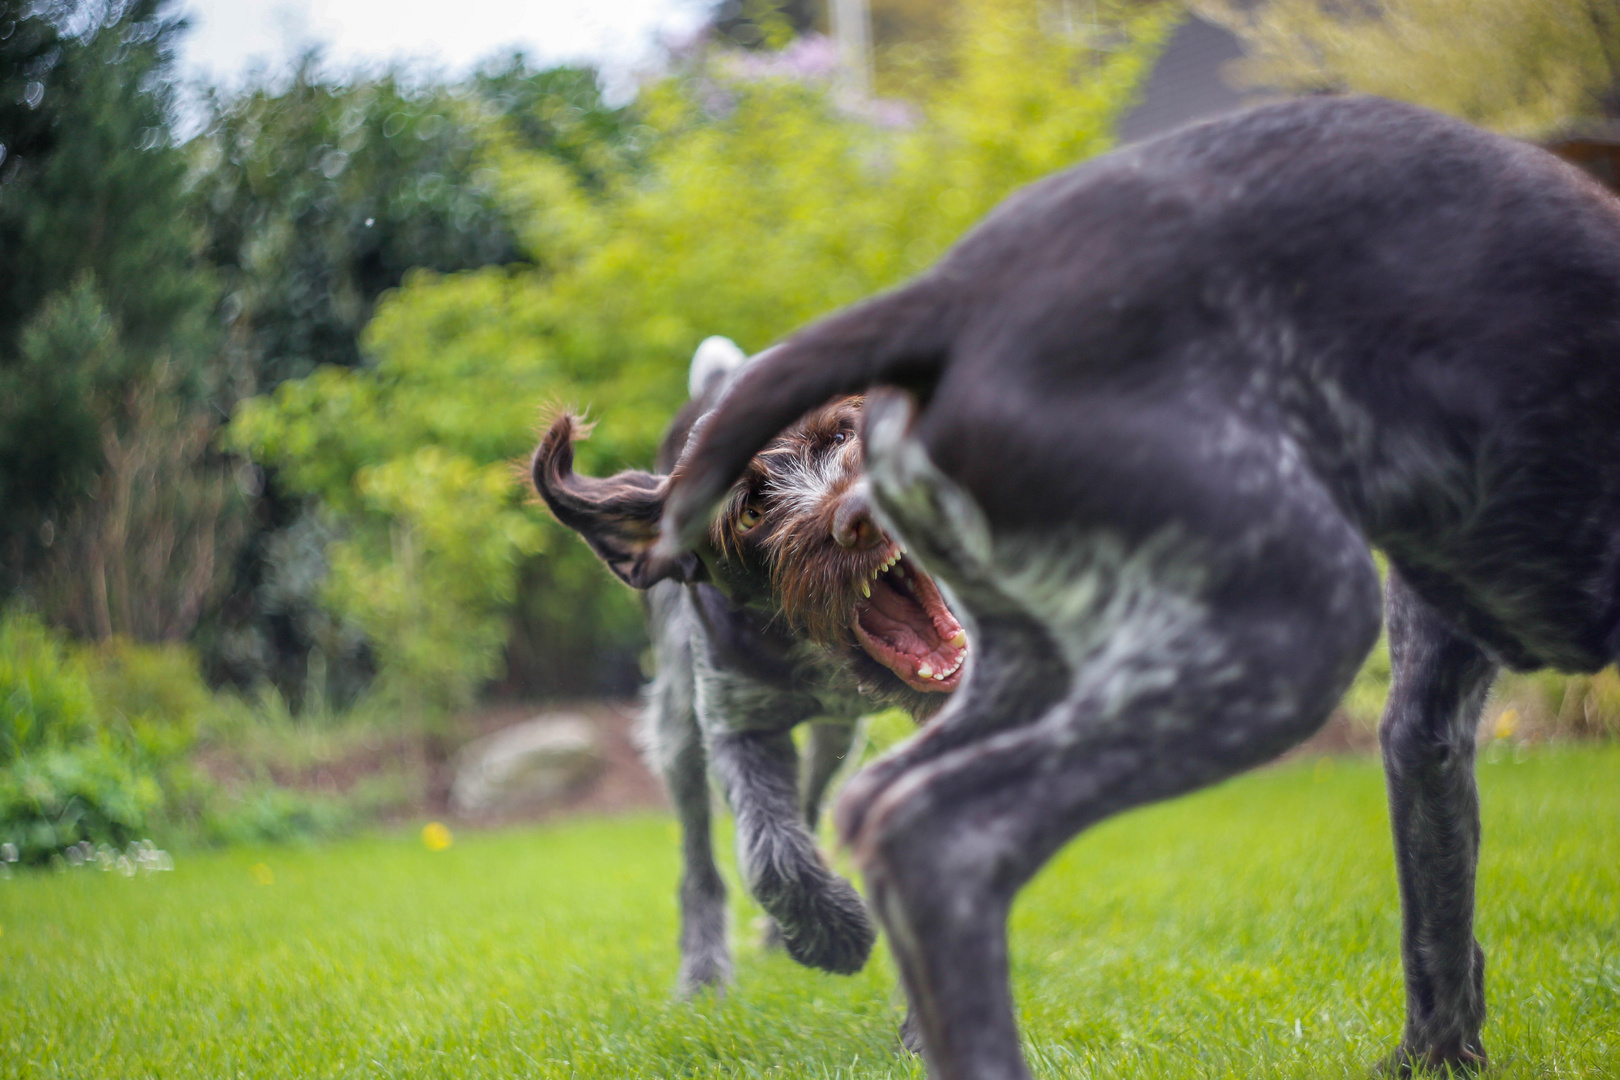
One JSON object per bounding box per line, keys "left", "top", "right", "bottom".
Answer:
{"left": 530, "top": 412, "right": 700, "bottom": 589}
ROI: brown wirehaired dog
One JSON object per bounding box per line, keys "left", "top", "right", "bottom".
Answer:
{"left": 530, "top": 339, "right": 964, "bottom": 1000}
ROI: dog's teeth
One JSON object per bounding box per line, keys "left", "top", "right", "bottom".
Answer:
{"left": 933, "top": 672, "right": 946, "bottom": 681}
{"left": 950, "top": 631, "right": 967, "bottom": 648}
{"left": 892, "top": 563, "right": 905, "bottom": 578}
{"left": 860, "top": 580, "right": 871, "bottom": 598}
{"left": 917, "top": 663, "right": 933, "bottom": 678}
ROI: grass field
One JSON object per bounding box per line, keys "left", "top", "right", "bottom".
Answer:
{"left": 4, "top": 745, "right": 1618, "bottom": 1079}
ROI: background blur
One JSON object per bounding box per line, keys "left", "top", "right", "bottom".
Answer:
{"left": 3, "top": 0, "right": 1618, "bottom": 863}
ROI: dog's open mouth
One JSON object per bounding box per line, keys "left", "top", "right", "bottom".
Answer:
{"left": 851, "top": 545, "right": 967, "bottom": 693}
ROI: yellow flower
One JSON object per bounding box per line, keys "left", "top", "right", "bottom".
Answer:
{"left": 421, "top": 822, "right": 453, "bottom": 851}
{"left": 1493, "top": 708, "right": 1520, "bottom": 741}
{"left": 250, "top": 863, "right": 274, "bottom": 886}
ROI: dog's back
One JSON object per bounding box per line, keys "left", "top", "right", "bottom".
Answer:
{"left": 667, "top": 95, "right": 1620, "bottom": 674}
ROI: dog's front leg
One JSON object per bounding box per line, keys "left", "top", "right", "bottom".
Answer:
{"left": 800, "top": 719, "right": 857, "bottom": 832}
{"left": 758, "top": 719, "right": 858, "bottom": 954}
{"left": 709, "top": 728, "right": 876, "bottom": 975}
{"left": 1379, "top": 567, "right": 1497, "bottom": 1074}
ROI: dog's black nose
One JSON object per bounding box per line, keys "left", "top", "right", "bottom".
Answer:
{"left": 832, "top": 485, "right": 882, "bottom": 550}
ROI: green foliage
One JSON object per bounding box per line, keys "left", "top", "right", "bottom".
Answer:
{"left": 0, "top": 612, "right": 170, "bottom": 861}
{"left": 231, "top": 0, "right": 1173, "bottom": 709}
{"left": 0, "top": 607, "right": 381, "bottom": 857}
{"left": 0, "top": 0, "right": 214, "bottom": 365}
{"left": 0, "top": 1, "right": 234, "bottom": 645}
{"left": 190, "top": 56, "right": 640, "bottom": 705}
{"left": 85, "top": 636, "right": 213, "bottom": 762}
{"left": 0, "top": 742, "right": 161, "bottom": 861}
{"left": 1194, "top": 0, "right": 1620, "bottom": 137}
{"left": 191, "top": 59, "right": 521, "bottom": 390}
{"left": 470, "top": 58, "right": 647, "bottom": 192}
{"left": 191, "top": 54, "right": 643, "bottom": 392}
{"left": 0, "top": 611, "right": 99, "bottom": 764}
{"left": 326, "top": 449, "right": 545, "bottom": 718}
{"left": 0, "top": 278, "right": 123, "bottom": 519}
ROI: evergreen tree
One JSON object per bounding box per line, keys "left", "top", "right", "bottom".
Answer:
{"left": 0, "top": 0, "right": 221, "bottom": 592}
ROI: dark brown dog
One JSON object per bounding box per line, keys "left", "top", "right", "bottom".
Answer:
{"left": 531, "top": 340, "right": 963, "bottom": 998}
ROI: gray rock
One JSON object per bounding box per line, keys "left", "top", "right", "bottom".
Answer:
{"left": 451, "top": 714, "right": 604, "bottom": 815}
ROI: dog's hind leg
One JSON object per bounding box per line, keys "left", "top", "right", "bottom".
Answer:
{"left": 846, "top": 572, "right": 1379, "bottom": 1079}
{"left": 843, "top": 402, "right": 1383, "bottom": 1080}
{"left": 666, "top": 710, "right": 731, "bottom": 996}
{"left": 1378, "top": 566, "right": 1497, "bottom": 1074}
{"left": 643, "top": 588, "right": 731, "bottom": 997}
{"left": 709, "top": 728, "right": 877, "bottom": 975}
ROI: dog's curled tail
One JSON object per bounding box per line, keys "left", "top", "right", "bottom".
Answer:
{"left": 656, "top": 279, "right": 953, "bottom": 563}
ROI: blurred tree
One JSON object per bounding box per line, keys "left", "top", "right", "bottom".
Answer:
{"left": 712, "top": 0, "right": 822, "bottom": 49}
{"left": 231, "top": 0, "right": 1173, "bottom": 715}
{"left": 192, "top": 60, "right": 515, "bottom": 391}
{"left": 0, "top": 0, "right": 234, "bottom": 641}
{"left": 1193, "top": 0, "right": 1620, "bottom": 137}
{"left": 190, "top": 57, "right": 640, "bottom": 706}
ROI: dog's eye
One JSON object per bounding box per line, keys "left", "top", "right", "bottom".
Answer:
{"left": 737, "top": 504, "right": 764, "bottom": 533}
{"left": 832, "top": 431, "right": 847, "bottom": 445}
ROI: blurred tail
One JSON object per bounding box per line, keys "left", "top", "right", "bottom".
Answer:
{"left": 656, "top": 278, "right": 955, "bottom": 563}
{"left": 688, "top": 335, "right": 749, "bottom": 399}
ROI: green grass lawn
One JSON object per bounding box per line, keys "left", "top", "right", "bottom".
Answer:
{"left": 4, "top": 746, "right": 1618, "bottom": 1079}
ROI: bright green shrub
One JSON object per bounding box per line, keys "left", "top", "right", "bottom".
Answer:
{"left": 0, "top": 742, "right": 161, "bottom": 861}
{"left": 0, "top": 611, "right": 98, "bottom": 764}
{"left": 0, "top": 613, "right": 170, "bottom": 861}
{"left": 0, "top": 614, "right": 222, "bottom": 862}
{"left": 86, "top": 636, "right": 212, "bottom": 762}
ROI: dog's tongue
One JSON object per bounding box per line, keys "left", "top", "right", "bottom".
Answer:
{"left": 852, "top": 560, "right": 966, "bottom": 692}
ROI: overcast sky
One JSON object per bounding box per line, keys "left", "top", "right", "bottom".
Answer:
{"left": 175, "top": 0, "right": 710, "bottom": 91}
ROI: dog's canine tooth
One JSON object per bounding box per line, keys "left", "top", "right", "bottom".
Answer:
{"left": 860, "top": 580, "right": 871, "bottom": 598}
{"left": 950, "top": 631, "right": 967, "bottom": 648}
{"left": 917, "top": 663, "right": 933, "bottom": 678}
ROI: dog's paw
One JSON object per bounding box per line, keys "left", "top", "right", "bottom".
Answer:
{"left": 1379, "top": 1040, "right": 1488, "bottom": 1077}
{"left": 898, "top": 1008, "right": 925, "bottom": 1055}
{"left": 675, "top": 950, "right": 732, "bottom": 999}
{"left": 778, "top": 876, "right": 877, "bottom": 975}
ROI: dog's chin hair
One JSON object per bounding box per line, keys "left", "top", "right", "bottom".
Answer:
{"left": 771, "top": 549, "right": 864, "bottom": 650}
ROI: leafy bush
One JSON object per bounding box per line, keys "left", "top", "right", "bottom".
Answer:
{"left": 0, "top": 610, "right": 99, "bottom": 763}
{"left": 0, "top": 613, "right": 169, "bottom": 861}
{"left": 85, "top": 636, "right": 212, "bottom": 763}
{"left": 0, "top": 743, "right": 161, "bottom": 862}
{"left": 0, "top": 612, "right": 239, "bottom": 862}
{"left": 196, "top": 781, "right": 357, "bottom": 847}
